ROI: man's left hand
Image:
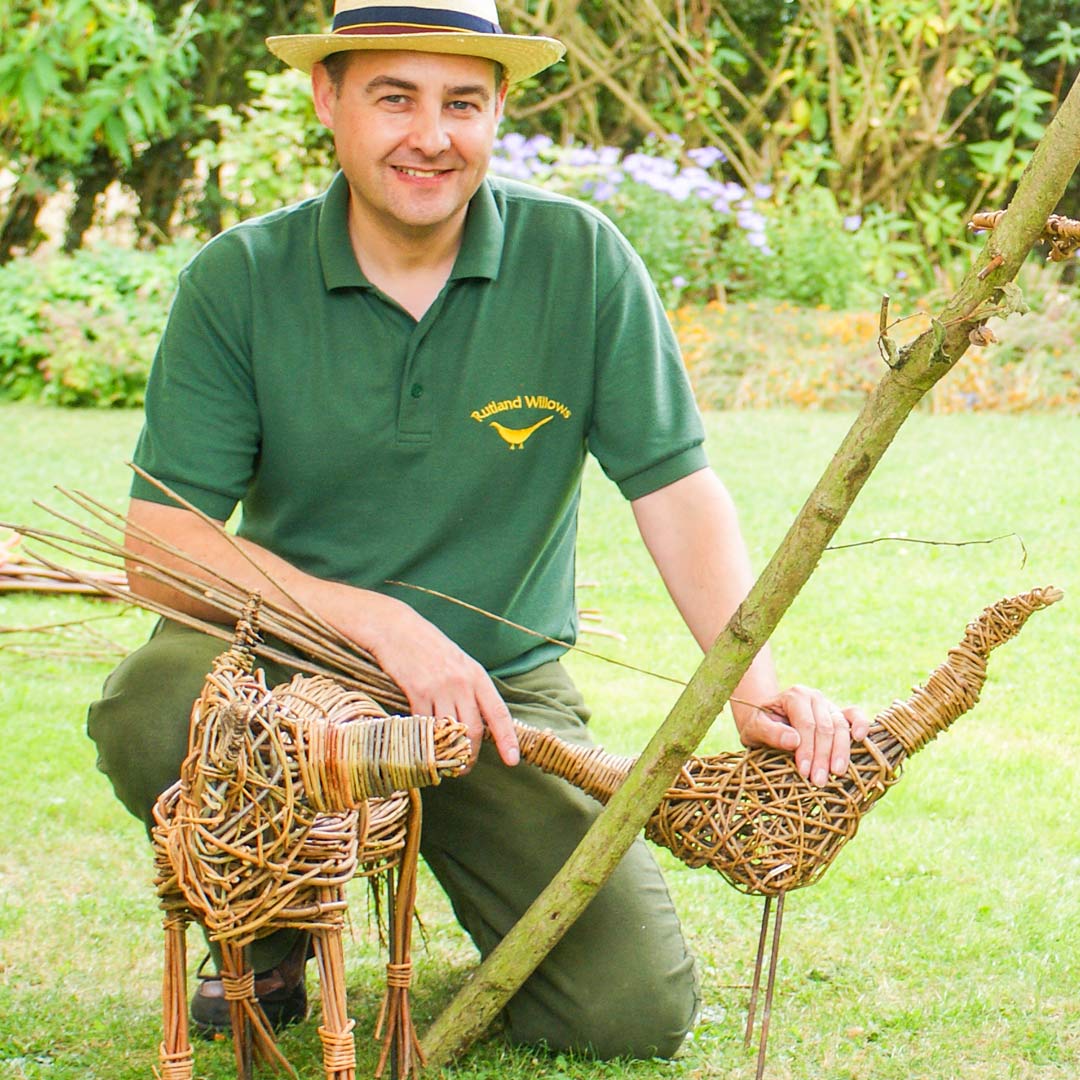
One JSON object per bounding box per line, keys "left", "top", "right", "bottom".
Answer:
{"left": 734, "top": 686, "right": 869, "bottom": 787}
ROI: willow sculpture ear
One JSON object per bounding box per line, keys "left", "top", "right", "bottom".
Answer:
{"left": 510, "top": 586, "right": 1062, "bottom": 1079}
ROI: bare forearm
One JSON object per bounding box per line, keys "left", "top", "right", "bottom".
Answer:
{"left": 127, "top": 498, "right": 319, "bottom": 618}
{"left": 631, "top": 468, "right": 779, "bottom": 717}
{"left": 631, "top": 469, "right": 868, "bottom": 782}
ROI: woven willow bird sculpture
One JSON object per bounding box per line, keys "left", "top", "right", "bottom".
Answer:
{"left": 505, "top": 585, "right": 1062, "bottom": 1076}
{"left": 152, "top": 599, "right": 472, "bottom": 1080}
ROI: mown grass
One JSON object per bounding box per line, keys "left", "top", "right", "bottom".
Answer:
{"left": 1, "top": 400, "right": 1077, "bottom": 1080}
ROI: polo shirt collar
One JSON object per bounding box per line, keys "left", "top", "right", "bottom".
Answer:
{"left": 450, "top": 179, "right": 504, "bottom": 282}
{"left": 319, "top": 173, "right": 365, "bottom": 291}
{"left": 318, "top": 172, "right": 505, "bottom": 291}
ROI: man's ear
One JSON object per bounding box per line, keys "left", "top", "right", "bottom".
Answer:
{"left": 311, "top": 63, "right": 336, "bottom": 130}
{"left": 494, "top": 79, "right": 509, "bottom": 122}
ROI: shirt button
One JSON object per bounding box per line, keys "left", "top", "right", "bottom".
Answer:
{"left": 410, "top": 383, "right": 424, "bottom": 398}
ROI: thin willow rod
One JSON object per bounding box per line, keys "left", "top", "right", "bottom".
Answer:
{"left": 387, "top": 579, "right": 687, "bottom": 688}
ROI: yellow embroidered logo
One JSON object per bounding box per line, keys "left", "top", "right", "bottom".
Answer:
{"left": 489, "top": 415, "right": 553, "bottom": 450}
{"left": 469, "top": 393, "right": 572, "bottom": 450}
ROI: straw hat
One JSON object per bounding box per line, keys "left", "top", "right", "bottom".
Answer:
{"left": 267, "top": 0, "right": 566, "bottom": 84}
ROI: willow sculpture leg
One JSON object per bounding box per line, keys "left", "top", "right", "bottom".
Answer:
{"left": 375, "top": 791, "right": 424, "bottom": 1080}
{"left": 744, "top": 894, "right": 786, "bottom": 1080}
{"left": 218, "top": 940, "right": 293, "bottom": 1080}
{"left": 158, "top": 915, "right": 194, "bottom": 1080}
{"left": 312, "top": 927, "right": 356, "bottom": 1080}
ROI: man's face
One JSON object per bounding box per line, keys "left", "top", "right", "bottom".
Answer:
{"left": 312, "top": 49, "right": 507, "bottom": 241}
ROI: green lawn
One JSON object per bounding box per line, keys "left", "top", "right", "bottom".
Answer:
{"left": 1, "top": 401, "right": 1077, "bottom": 1079}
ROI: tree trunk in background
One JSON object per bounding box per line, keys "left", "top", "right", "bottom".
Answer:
{"left": 126, "top": 138, "right": 196, "bottom": 247}
{"left": 0, "top": 184, "right": 48, "bottom": 264}
{"left": 63, "top": 147, "right": 119, "bottom": 254}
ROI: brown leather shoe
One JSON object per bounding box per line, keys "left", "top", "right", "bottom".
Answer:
{"left": 191, "top": 934, "right": 310, "bottom": 1037}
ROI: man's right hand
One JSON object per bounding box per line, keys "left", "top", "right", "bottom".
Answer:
{"left": 329, "top": 590, "right": 520, "bottom": 769}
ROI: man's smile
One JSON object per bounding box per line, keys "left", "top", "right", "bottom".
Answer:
{"left": 393, "top": 165, "right": 452, "bottom": 178}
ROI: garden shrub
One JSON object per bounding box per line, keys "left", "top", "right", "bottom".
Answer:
{"left": 489, "top": 133, "right": 962, "bottom": 308}
{"left": 0, "top": 241, "right": 196, "bottom": 407}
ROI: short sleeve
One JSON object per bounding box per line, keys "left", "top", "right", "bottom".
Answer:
{"left": 131, "top": 237, "right": 261, "bottom": 521}
{"left": 586, "top": 233, "right": 708, "bottom": 501}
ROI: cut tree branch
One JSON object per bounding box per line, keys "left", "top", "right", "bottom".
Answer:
{"left": 419, "top": 71, "right": 1080, "bottom": 1068}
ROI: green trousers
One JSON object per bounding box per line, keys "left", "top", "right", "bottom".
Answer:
{"left": 87, "top": 619, "right": 699, "bottom": 1058}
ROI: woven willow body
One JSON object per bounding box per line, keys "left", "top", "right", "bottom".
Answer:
{"left": 151, "top": 607, "right": 471, "bottom": 1080}
{"left": 514, "top": 587, "right": 1060, "bottom": 896}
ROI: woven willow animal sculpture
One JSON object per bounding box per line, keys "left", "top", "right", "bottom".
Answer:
{"left": 5, "top": 498, "right": 1061, "bottom": 1077}
{"left": 152, "top": 602, "right": 472, "bottom": 1080}
{"left": 508, "top": 585, "right": 1061, "bottom": 1077}
{"left": 513, "top": 587, "right": 1061, "bottom": 894}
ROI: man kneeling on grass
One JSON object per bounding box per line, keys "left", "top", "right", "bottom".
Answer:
{"left": 88, "top": 0, "right": 867, "bottom": 1058}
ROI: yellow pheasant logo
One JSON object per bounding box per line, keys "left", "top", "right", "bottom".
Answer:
{"left": 489, "top": 414, "right": 554, "bottom": 450}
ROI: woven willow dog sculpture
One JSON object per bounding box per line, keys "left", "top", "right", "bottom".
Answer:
{"left": 151, "top": 601, "right": 471, "bottom": 1080}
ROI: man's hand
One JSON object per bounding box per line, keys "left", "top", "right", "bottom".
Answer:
{"left": 349, "top": 595, "right": 520, "bottom": 769}
{"left": 733, "top": 686, "right": 869, "bottom": 787}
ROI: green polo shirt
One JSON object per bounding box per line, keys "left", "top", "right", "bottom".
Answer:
{"left": 133, "top": 172, "right": 707, "bottom": 676}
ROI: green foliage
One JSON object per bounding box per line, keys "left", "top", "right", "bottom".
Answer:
{"left": 756, "top": 188, "right": 867, "bottom": 308}
{"left": 191, "top": 69, "right": 336, "bottom": 226}
{"left": 0, "top": 242, "right": 196, "bottom": 406}
{"left": 501, "top": 0, "right": 1044, "bottom": 228}
{"left": 0, "top": 0, "right": 201, "bottom": 168}
{"left": 493, "top": 136, "right": 962, "bottom": 308}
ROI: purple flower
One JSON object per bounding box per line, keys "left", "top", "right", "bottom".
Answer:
{"left": 678, "top": 167, "right": 723, "bottom": 199}
{"left": 620, "top": 153, "right": 656, "bottom": 184}
{"left": 564, "top": 146, "right": 601, "bottom": 167}
{"left": 523, "top": 134, "right": 553, "bottom": 157}
{"left": 736, "top": 208, "right": 767, "bottom": 233}
{"left": 498, "top": 131, "right": 527, "bottom": 155}
{"left": 687, "top": 146, "right": 725, "bottom": 168}
{"left": 671, "top": 275, "right": 688, "bottom": 289}
{"left": 843, "top": 214, "right": 862, "bottom": 232}
{"left": 753, "top": 183, "right": 774, "bottom": 200}
{"left": 489, "top": 156, "right": 535, "bottom": 181}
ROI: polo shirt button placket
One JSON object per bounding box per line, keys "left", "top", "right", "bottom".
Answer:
{"left": 398, "top": 328, "right": 435, "bottom": 445}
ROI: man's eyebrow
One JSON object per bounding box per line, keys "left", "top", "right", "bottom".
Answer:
{"left": 364, "top": 75, "right": 419, "bottom": 94}
{"left": 446, "top": 83, "right": 491, "bottom": 102}
{"left": 362, "top": 76, "right": 491, "bottom": 102}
